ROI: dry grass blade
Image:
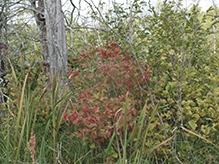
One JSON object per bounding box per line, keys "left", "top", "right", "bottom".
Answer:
{"left": 181, "top": 126, "right": 219, "bottom": 148}
{"left": 149, "top": 135, "right": 174, "bottom": 153}
{"left": 7, "top": 59, "right": 18, "bottom": 84}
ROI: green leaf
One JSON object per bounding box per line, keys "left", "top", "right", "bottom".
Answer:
{"left": 188, "top": 120, "right": 197, "bottom": 130}
{"left": 104, "top": 146, "right": 118, "bottom": 158}
{"left": 93, "top": 93, "right": 99, "bottom": 99}
{"left": 111, "top": 152, "right": 118, "bottom": 158}
{"left": 201, "top": 125, "right": 210, "bottom": 135}
{"left": 89, "top": 143, "right": 95, "bottom": 149}
{"left": 192, "top": 114, "right": 200, "bottom": 122}
{"left": 206, "top": 6, "right": 214, "bottom": 13}
{"left": 148, "top": 123, "right": 155, "bottom": 131}
{"left": 211, "top": 20, "right": 219, "bottom": 27}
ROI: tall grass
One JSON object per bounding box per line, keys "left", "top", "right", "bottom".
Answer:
{"left": 103, "top": 94, "right": 161, "bottom": 163}
{"left": 1, "top": 58, "right": 219, "bottom": 163}
{"left": 0, "top": 58, "right": 71, "bottom": 163}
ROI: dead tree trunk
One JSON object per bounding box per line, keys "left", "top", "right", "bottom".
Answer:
{"left": 30, "top": 0, "right": 48, "bottom": 62}
{"left": 30, "top": 0, "right": 68, "bottom": 81}
{"left": 44, "top": 0, "right": 68, "bottom": 79}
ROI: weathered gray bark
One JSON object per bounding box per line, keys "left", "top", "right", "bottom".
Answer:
{"left": 30, "top": 0, "right": 48, "bottom": 61}
{"left": 44, "top": 0, "right": 68, "bottom": 79}
{"left": 30, "top": 0, "right": 68, "bottom": 80}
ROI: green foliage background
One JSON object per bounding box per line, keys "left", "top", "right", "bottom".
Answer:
{"left": 1, "top": 0, "right": 219, "bottom": 163}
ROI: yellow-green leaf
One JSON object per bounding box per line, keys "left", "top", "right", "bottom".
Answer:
{"left": 93, "top": 93, "right": 99, "bottom": 99}
{"left": 89, "top": 143, "right": 95, "bottom": 149}
{"left": 188, "top": 120, "right": 197, "bottom": 130}
{"left": 200, "top": 149, "right": 203, "bottom": 154}
{"left": 148, "top": 123, "right": 155, "bottom": 131}
{"left": 201, "top": 125, "right": 210, "bottom": 135}
{"left": 192, "top": 114, "right": 200, "bottom": 122}
{"left": 111, "top": 152, "right": 118, "bottom": 158}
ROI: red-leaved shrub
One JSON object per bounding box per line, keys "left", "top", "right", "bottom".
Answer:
{"left": 65, "top": 42, "right": 152, "bottom": 143}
